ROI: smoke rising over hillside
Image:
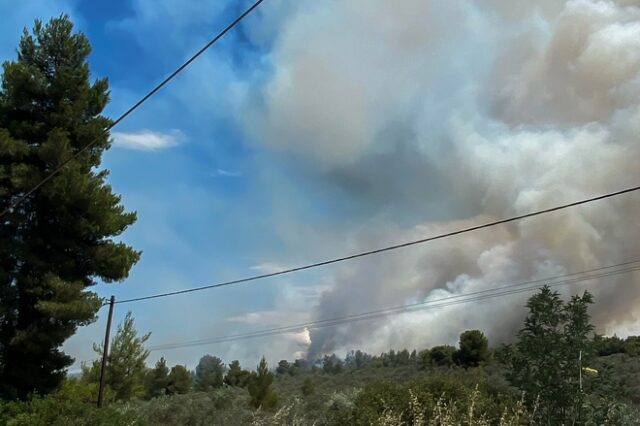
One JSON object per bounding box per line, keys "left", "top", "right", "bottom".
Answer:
{"left": 235, "top": 0, "right": 640, "bottom": 359}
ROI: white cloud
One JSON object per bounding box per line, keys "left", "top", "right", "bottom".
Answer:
{"left": 111, "top": 129, "right": 185, "bottom": 151}
{"left": 249, "top": 262, "right": 288, "bottom": 274}
{"left": 227, "top": 310, "right": 309, "bottom": 326}
{"left": 215, "top": 168, "right": 243, "bottom": 177}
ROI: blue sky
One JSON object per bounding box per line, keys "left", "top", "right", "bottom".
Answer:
{"left": 3, "top": 0, "right": 640, "bottom": 371}
{"left": 1, "top": 0, "right": 336, "bottom": 369}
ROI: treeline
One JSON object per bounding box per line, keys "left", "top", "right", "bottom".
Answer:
{"left": 83, "top": 311, "right": 640, "bottom": 406}
{"left": 594, "top": 334, "right": 640, "bottom": 357}
{"left": 3, "top": 286, "right": 640, "bottom": 425}
{"left": 80, "top": 313, "right": 493, "bottom": 404}
{"left": 275, "top": 329, "right": 490, "bottom": 376}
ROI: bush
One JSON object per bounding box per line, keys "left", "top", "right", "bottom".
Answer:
{"left": 301, "top": 378, "right": 315, "bottom": 397}
{"left": 0, "top": 380, "right": 137, "bottom": 426}
{"left": 125, "top": 387, "right": 251, "bottom": 425}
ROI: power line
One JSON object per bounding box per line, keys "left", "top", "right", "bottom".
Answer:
{"left": 149, "top": 266, "right": 640, "bottom": 351}
{"left": 0, "top": 0, "right": 265, "bottom": 219}
{"left": 147, "top": 260, "right": 640, "bottom": 351}
{"left": 149, "top": 260, "right": 640, "bottom": 349}
{"left": 116, "top": 185, "right": 640, "bottom": 305}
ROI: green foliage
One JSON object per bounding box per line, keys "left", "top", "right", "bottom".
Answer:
{"left": 225, "top": 360, "right": 251, "bottom": 387}
{"left": 291, "top": 358, "right": 312, "bottom": 375}
{"left": 0, "top": 379, "right": 137, "bottom": 426}
{"left": 194, "top": 355, "right": 225, "bottom": 391}
{"left": 0, "top": 385, "right": 252, "bottom": 426}
{"left": 506, "top": 286, "right": 594, "bottom": 425}
{"left": 322, "top": 375, "right": 517, "bottom": 426}
{"left": 624, "top": 336, "right": 640, "bottom": 357}
{"left": 345, "top": 350, "right": 373, "bottom": 369}
{"left": 167, "top": 365, "right": 192, "bottom": 395}
{"left": 455, "top": 330, "right": 490, "bottom": 368}
{"left": 144, "top": 358, "right": 191, "bottom": 397}
{"left": 418, "top": 349, "right": 431, "bottom": 370}
{"left": 581, "top": 396, "right": 640, "bottom": 425}
{"left": 378, "top": 349, "right": 413, "bottom": 368}
{"left": 3, "top": 371, "right": 637, "bottom": 426}
{"left": 122, "top": 387, "right": 250, "bottom": 425}
{"left": 588, "top": 353, "right": 640, "bottom": 405}
{"left": 2, "top": 282, "right": 638, "bottom": 424}
{"left": 276, "top": 360, "right": 291, "bottom": 376}
{"left": 144, "top": 357, "right": 170, "bottom": 399}
{"left": 594, "top": 334, "right": 625, "bottom": 356}
{"left": 82, "top": 311, "right": 150, "bottom": 401}
{"left": 301, "top": 377, "right": 315, "bottom": 397}
{"left": 429, "top": 345, "right": 457, "bottom": 367}
{"left": 322, "top": 354, "right": 344, "bottom": 374}
{"left": 248, "top": 357, "right": 278, "bottom": 410}
{"left": 0, "top": 15, "right": 139, "bottom": 400}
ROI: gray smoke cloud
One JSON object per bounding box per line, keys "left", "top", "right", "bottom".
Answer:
{"left": 236, "top": 0, "right": 640, "bottom": 359}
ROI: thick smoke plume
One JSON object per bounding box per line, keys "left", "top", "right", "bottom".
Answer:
{"left": 238, "top": 0, "right": 640, "bottom": 359}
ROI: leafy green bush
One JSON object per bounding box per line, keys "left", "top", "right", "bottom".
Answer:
{"left": 0, "top": 380, "right": 137, "bottom": 426}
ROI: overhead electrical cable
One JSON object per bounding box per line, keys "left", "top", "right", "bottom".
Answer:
{"left": 146, "top": 260, "right": 640, "bottom": 351}
{"left": 115, "top": 185, "right": 640, "bottom": 305}
{"left": 0, "top": 0, "right": 265, "bottom": 218}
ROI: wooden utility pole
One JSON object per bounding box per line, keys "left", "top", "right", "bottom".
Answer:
{"left": 97, "top": 295, "right": 115, "bottom": 408}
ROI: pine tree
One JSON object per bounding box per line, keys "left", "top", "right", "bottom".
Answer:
{"left": 167, "top": 365, "right": 192, "bottom": 395}
{"left": 427, "top": 345, "right": 456, "bottom": 367}
{"left": 144, "top": 357, "right": 170, "bottom": 399}
{"left": 224, "top": 360, "right": 251, "bottom": 387}
{"left": 193, "top": 355, "right": 225, "bottom": 391}
{"left": 248, "top": 357, "right": 278, "bottom": 409}
{"left": 83, "top": 312, "right": 150, "bottom": 401}
{"left": 454, "top": 330, "right": 490, "bottom": 367}
{"left": 0, "top": 16, "right": 139, "bottom": 399}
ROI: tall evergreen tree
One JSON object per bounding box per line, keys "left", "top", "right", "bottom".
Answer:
{"left": 0, "top": 16, "right": 139, "bottom": 399}
{"left": 248, "top": 357, "right": 278, "bottom": 410}
{"left": 455, "top": 330, "right": 490, "bottom": 367}
{"left": 167, "top": 364, "right": 192, "bottom": 395}
{"left": 224, "top": 360, "right": 251, "bottom": 387}
{"left": 144, "top": 357, "right": 170, "bottom": 399}
{"left": 83, "top": 312, "right": 150, "bottom": 401}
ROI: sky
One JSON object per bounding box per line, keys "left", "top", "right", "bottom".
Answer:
{"left": 1, "top": 0, "right": 640, "bottom": 372}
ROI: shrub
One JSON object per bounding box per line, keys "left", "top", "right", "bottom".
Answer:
{"left": 301, "top": 378, "right": 315, "bottom": 397}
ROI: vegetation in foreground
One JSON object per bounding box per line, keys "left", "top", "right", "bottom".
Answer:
{"left": 1, "top": 285, "right": 640, "bottom": 425}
